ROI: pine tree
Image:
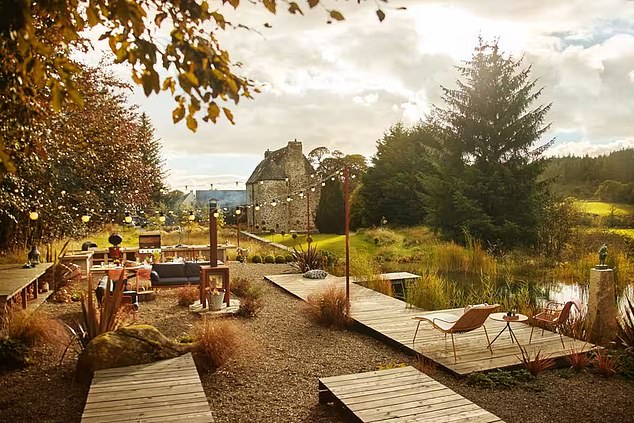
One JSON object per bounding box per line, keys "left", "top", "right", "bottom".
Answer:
{"left": 315, "top": 179, "right": 345, "bottom": 234}
{"left": 423, "top": 38, "right": 552, "bottom": 247}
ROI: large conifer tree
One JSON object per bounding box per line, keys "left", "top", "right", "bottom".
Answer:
{"left": 424, "top": 38, "right": 552, "bottom": 247}
{"left": 315, "top": 179, "right": 345, "bottom": 234}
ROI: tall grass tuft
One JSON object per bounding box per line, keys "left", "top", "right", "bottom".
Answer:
{"left": 594, "top": 349, "right": 618, "bottom": 377}
{"left": 567, "top": 343, "right": 590, "bottom": 372}
{"left": 0, "top": 309, "right": 68, "bottom": 348}
{"left": 306, "top": 284, "right": 350, "bottom": 329}
{"left": 617, "top": 296, "right": 634, "bottom": 349}
{"left": 192, "top": 318, "right": 244, "bottom": 371}
{"left": 405, "top": 272, "right": 451, "bottom": 311}
{"left": 517, "top": 346, "right": 555, "bottom": 376}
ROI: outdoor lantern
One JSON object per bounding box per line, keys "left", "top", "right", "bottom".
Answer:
{"left": 28, "top": 245, "right": 40, "bottom": 266}
{"left": 189, "top": 211, "right": 195, "bottom": 221}
{"left": 124, "top": 212, "right": 133, "bottom": 224}
{"left": 255, "top": 204, "right": 260, "bottom": 211}
{"left": 159, "top": 212, "right": 166, "bottom": 223}
{"left": 29, "top": 207, "right": 39, "bottom": 221}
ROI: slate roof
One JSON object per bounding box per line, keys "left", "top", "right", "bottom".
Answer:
{"left": 246, "top": 146, "right": 288, "bottom": 184}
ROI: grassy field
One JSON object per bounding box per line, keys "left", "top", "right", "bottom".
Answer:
{"left": 575, "top": 200, "right": 634, "bottom": 216}
{"left": 263, "top": 233, "right": 377, "bottom": 256}
{"left": 611, "top": 228, "right": 634, "bottom": 240}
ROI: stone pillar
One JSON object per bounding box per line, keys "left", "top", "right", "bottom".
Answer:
{"left": 587, "top": 268, "right": 618, "bottom": 345}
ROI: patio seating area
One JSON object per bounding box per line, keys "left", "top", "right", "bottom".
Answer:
{"left": 265, "top": 273, "right": 596, "bottom": 376}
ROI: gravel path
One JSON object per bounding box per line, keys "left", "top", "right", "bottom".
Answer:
{"left": 0, "top": 262, "right": 633, "bottom": 422}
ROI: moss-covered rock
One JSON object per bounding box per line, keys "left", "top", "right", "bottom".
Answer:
{"left": 76, "top": 325, "right": 193, "bottom": 383}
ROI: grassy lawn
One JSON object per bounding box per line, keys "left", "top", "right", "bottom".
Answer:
{"left": 575, "top": 200, "right": 634, "bottom": 216}
{"left": 263, "top": 233, "right": 377, "bottom": 256}
{"left": 610, "top": 228, "right": 634, "bottom": 240}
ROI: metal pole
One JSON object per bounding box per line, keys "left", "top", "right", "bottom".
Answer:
{"left": 209, "top": 201, "right": 218, "bottom": 267}
{"left": 306, "top": 190, "right": 311, "bottom": 246}
{"left": 344, "top": 166, "right": 350, "bottom": 312}
{"left": 237, "top": 210, "right": 240, "bottom": 248}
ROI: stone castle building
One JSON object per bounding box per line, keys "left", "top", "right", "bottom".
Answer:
{"left": 246, "top": 141, "right": 320, "bottom": 233}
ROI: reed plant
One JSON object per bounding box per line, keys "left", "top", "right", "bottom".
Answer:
{"left": 517, "top": 346, "right": 555, "bottom": 376}
{"left": 404, "top": 272, "right": 451, "bottom": 311}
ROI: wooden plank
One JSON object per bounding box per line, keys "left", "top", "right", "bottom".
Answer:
{"left": 82, "top": 353, "right": 213, "bottom": 423}
{"left": 266, "top": 273, "right": 595, "bottom": 376}
{"left": 318, "top": 367, "right": 503, "bottom": 423}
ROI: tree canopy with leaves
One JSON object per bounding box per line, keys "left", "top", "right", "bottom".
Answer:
{"left": 1, "top": 0, "right": 399, "bottom": 179}
{"left": 422, "top": 38, "right": 552, "bottom": 247}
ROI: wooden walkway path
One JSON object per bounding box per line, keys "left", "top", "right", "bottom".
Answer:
{"left": 265, "top": 274, "right": 594, "bottom": 376}
{"left": 320, "top": 366, "right": 504, "bottom": 422}
{"left": 82, "top": 353, "right": 214, "bottom": 422}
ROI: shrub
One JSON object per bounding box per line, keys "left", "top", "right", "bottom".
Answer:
{"left": 264, "top": 254, "right": 275, "bottom": 264}
{"left": 567, "top": 344, "right": 590, "bottom": 372}
{"left": 291, "top": 244, "right": 324, "bottom": 272}
{"left": 192, "top": 318, "right": 244, "bottom": 370}
{"left": 231, "top": 277, "right": 252, "bottom": 297}
{"left": 284, "top": 254, "right": 294, "bottom": 263}
{"left": 467, "top": 369, "right": 533, "bottom": 388}
{"left": 236, "top": 254, "right": 245, "bottom": 263}
{"left": 306, "top": 284, "right": 350, "bottom": 329}
{"left": 274, "top": 255, "right": 286, "bottom": 264}
{"left": 594, "top": 349, "right": 618, "bottom": 378}
{"left": 1, "top": 309, "right": 67, "bottom": 348}
{"left": 176, "top": 285, "right": 199, "bottom": 307}
{"left": 517, "top": 346, "right": 555, "bottom": 376}
{"left": 0, "top": 338, "right": 29, "bottom": 369}
{"left": 251, "top": 255, "right": 262, "bottom": 264}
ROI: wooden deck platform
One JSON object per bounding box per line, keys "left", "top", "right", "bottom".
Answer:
{"left": 82, "top": 353, "right": 214, "bottom": 422}
{"left": 319, "top": 366, "right": 504, "bottom": 422}
{"left": 265, "top": 274, "right": 594, "bottom": 376}
{"left": 0, "top": 262, "right": 53, "bottom": 313}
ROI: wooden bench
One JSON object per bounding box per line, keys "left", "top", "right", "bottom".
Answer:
{"left": 0, "top": 263, "right": 54, "bottom": 314}
{"left": 82, "top": 353, "right": 214, "bottom": 422}
{"left": 319, "top": 366, "right": 504, "bottom": 422}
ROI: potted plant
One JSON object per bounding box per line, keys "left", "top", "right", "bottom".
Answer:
{"left": 207, "top": 287, "right": 225, "bottom": 311}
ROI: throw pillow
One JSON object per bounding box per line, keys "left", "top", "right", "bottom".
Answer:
{"left": 303, "top": 269, "right": 328, "bottom": 279}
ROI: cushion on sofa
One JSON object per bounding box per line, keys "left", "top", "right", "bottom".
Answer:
{"left": 151, "top": 263, "right": 186, "bottom": 278}
{"left": 185, "top": 261, "right": 209, "bottom": 278}
{"left": 156, "top": 277, "right": 193, "bottom": 286}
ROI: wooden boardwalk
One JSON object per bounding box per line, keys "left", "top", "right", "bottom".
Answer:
{"left": 320, "top": 366, "right": 504, "bottom": 422}
{"left": 82, "top": 353, "right": 214, "bottom": 422}
{"left": 265, "top": 274, "right": 594, "bottom": 376}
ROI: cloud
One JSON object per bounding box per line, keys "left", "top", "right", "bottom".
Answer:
{"left": 81, "top": 0, "right": 634, "bottom": 189}
{"left": 547, "top": 138, "right": 634, "bottom": 157}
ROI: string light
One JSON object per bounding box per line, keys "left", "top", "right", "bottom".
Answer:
{"left": 159, "top": 212, "right": 166, "bottom": 223}
{"left": 81, "top": 210, "right": 91, "bottom": 223}
{"left": 29, "top": 207, "right": 39, "bottom": 221}
{"left": 287, "top": 196, "right": 291, "bottom": 202}
{"left": 124, "top": 212, "right": 132, "bottom": 224}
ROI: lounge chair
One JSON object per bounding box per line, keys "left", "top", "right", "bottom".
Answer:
{"left": 412, "top": 304, "right": 499, "bottom": 362}
{"left": 529, "top": 300, "right": 580, "bottom": 348}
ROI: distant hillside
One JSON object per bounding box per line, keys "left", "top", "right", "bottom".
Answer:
{"left": 542, "top": 148, "right": 634, "bottom": 202}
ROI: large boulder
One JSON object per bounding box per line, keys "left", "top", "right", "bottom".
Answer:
{"left": 76, "top": 325, "right": 194, "bottom": 383}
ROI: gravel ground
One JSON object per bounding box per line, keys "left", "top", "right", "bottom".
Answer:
{"left": 1, "top": 262, "right": 633, "bottom": 422}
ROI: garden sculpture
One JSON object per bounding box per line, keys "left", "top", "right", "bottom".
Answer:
{"left": 597, "top": 243, "right": 608, "bottom": 268}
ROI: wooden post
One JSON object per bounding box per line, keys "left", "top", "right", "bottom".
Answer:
{"left": 344, "top": 166, "right": 350, "bottom": 312}
{"left": 306, "top": 190, "right": 311, "bottom": 246}
{"left": 209, "top": 200, "right": 218, "bottom": 266}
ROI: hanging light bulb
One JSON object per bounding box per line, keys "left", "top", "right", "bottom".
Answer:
{"left": 235, "top": 207, "right": 242, "bottom": 215}
{"left": 213, "top": 209, "right": 219, "bottom": 218}
{"left": 159, "top": 212, "right": 166, "bottom": 223}
{"left": 271, "top": 199, "right": 277, "bottom": 207}
{"left": 81, "top": 211, "right": 91, "bottom": 223}
{"left": 61, "top": 190, "right": 66, "bottom": 196}
{"left": 255, "top": 204, "right": 260, "bottom": 211}
{"left": 124, "top": 212, "right": 133, "bottom": 224}
{"left": 110, "top": 190, "right": 115, "bottom": 194}
{"left": 287, "top": 196, "right": 291, "bottom": 202}
{"left": 259, "top": 180, "right": 264, "bottom": 185}
{"left": 86, "top": 190, "right": 91, "bottom": 195}
{"left": 321, "top": 181, "right": 326, "bottom": 187}
{"left": 188, "top": 211, "right": 195, "bottom": 221}
{"left": 28, "top": 207, "right": 39, "bottom": 221}
{"left": 311, "top": 187, "right": 316, "bottom": 192}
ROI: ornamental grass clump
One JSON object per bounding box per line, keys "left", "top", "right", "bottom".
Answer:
{"left": 176, "top": 284, "right": 199, "bottom": 306}
{"left": 306, "top": 283, "right": 350, "bottom": 329}
{"left": 232, "top": 277, "right": 264, "bottom": 317}
{"left": 567, "top": 344, "right": 590, "bottom": 372}
{"left": 192, "top": 318, "right": 244, "bottom": 371}
{"left": 594, "top": 349, "right": 619, "bottom": 378}
{"left": 517, "top": 346, "right": 555, "bottom": 376}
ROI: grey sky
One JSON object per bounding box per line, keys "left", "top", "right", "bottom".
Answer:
{"left": 105, "top": 0, "right": 634, "bottom": 190}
